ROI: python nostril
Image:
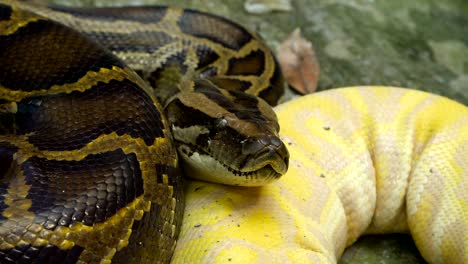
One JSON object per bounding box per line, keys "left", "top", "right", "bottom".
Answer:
{"left": 243, "top": 135, "right": 288, "bottom": 157}
{"left": 241, "top": 138, "right": 264, "bottom": 155}
{"left": 269, "top": 137, "right": 289, "bottom": 163}
{"left": 259, "top": 135, "right": 283, "bottom": 148}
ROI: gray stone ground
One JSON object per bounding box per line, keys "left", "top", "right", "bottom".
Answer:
{"left": 48, "top": 0, "right": 467, "bottom": 263}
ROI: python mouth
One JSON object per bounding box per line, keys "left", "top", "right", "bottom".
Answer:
{"left": 177, "top": 143, "right": 283, "bottom": 180}
{"left": 224, "top": 163, "right": 282, "bottom": 179}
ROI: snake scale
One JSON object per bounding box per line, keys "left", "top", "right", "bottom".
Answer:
{"left": 1, "top": 0, "right": 288, "bottom": 262}
{"left": 0, "top": 1, "right": 467, "bottom": 263}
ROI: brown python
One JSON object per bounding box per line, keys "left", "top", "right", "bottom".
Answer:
{"left": 0, "top": 0, "right": 289, "bottom": 263}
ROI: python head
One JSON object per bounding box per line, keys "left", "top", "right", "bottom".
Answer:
{"left": 165, "top": 79, "right": 289, "bottom": 186}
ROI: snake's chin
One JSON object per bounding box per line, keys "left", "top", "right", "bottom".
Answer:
{"left": 178, "top": 145, "right": 282, "bottom": 186}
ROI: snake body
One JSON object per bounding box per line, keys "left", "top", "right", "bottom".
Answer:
{"left": 0, "top": 1, "right": 467, "bottom": 264}
{"left": 8, "top": 0, "right": 289, "bottom": 186}
{"left": 1, "top": 2, "right": 183, "bottom": 263}
{"left": 0, "top": 1, "right": 287, "bottom": 263}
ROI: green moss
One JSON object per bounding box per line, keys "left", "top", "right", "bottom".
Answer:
{"left": 340, "top": 235, "right": 426, "bottom": 264}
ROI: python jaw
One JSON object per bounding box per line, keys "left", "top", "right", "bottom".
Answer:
{"left": 176, "top": 135, "right": 288, "bottom": 186}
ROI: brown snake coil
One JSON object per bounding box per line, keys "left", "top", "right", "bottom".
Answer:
{"left": 0, "top": 1, "right": 289, "bottom": 263}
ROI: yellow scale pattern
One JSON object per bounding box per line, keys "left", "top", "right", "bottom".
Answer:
{"left": 172, "top": 86, "right": 467, "bottom": 264}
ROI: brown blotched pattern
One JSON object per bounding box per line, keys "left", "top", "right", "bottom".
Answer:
{"left": 0, "top": 0, "right": 291, "bottom": 262}
{"left": 0, "top": 3, "right": 181, "bottom": 263}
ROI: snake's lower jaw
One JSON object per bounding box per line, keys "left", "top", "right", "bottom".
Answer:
{"left": 178, "top": 144, "right": 287, "bottom": 186}
{"left": 244, "top": 143, "right": 289, "bottom": 177}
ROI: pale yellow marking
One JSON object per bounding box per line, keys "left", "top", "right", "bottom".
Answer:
{"left": 0, "top": 133, "right": 173, "bottom": 165}
{"left": 184, "top": 46, "right": 201, "bottom": 74}
{"left": 1, "top": 169, "right": 34, "bottom": 219}
{"left": 0, "top": 66, "right": 149, "bottom": 102}
{"left": 0, "top": 102, "right": 17, "bottom": 114}
{"left": 177, "top": 90, "right": 272, "bottom": 137}
{"left": 0, "top": 166, "right": 38, "bottom": 250}
{"left": 114, "top": 41, "right": 187, "bottom": 73}
{"left": 158, "top": 7, "right": 184, "bottom": 35}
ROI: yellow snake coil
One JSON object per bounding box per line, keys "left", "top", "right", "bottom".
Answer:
{"left": 172, "top": 86, "right": 467, "bottom": 264}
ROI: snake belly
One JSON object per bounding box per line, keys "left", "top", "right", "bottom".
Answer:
{"left": 0, "top": 1, "right": 290, "bottom": 263}
{"left": 173, "top": 87, "right": 467, "bottom": 264}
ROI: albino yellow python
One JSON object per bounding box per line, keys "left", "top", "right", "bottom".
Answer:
{"left": 0, "top": 0, "right": 466, "bottom": 263}
{"left": 173, "top": 86, "right": 467, "bottom": 263}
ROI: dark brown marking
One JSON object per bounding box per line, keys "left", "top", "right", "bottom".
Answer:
{"left": 50, "top": 5, "right": 167, "bottom": 24}
{"left": 166, "top": 99, "right": 214, "bottom": 132}
{"left": 84, "top": 30, "right": 177, "bottom": 53}
{"left": 0, "top": 113, "right": 15, "bottom": 135}
{"left": 258, "top": 58, "right": 285, "bottom": 106}
{"left": 226, "top": 50, "right": 265, "bottom": 76}
{"left": 0, "top": 244, "right": 83, "bottom": 264}
{"left": 15, "top": 79, "right": 164, "bottom": 150}
{"left": 0, "top": 142, "right": 19, "bottom": 221}
{"left": 193, "top": 80, "right": 267, "bottom": 122}
{"left": 0, "top": 187, "right": 6, "bottom": 222}
{"left": 194, "top": 80, "right": 238, "bottom": 111}
{"left": 0, "top": 19, "right": 123, "bottom": 91}
{"left": 206, "top": 77, "right": 252, "bottom": 92}
{"left": 195, "top": 45, "right": 220, "bottom": 70}
{"left": 178, "top": 9, "right": 252, "bottom": 51}
{"left": 22, "top": 149, "right": 143, "bottom": 228}
{"left": 227, "top": 89, "right": 267, "bottom": 122}
{"left": 0, "top": 4, "right": 12, "bottom": 21}
{"left": 0, "top": 142, "right": 17, "bottom": 181}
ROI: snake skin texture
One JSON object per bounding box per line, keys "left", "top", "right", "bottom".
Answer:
{"left": 0, "top": 2, "right": 183, "bottom": 263}
{"left": 0, "top": 1, "right": 288, "bottom": 263}
{"left": 1, "top": 1, "right": 466, "bottom": 263}
{"left": 172, "top": 87, "right": 467, "bottom": 264}
{"left": 9, "top": 0, "right": 289, "bottom": 187}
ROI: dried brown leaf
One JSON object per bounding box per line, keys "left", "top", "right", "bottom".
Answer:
{"left": 277, "top": 28, "right": 320, "bottom": 94}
